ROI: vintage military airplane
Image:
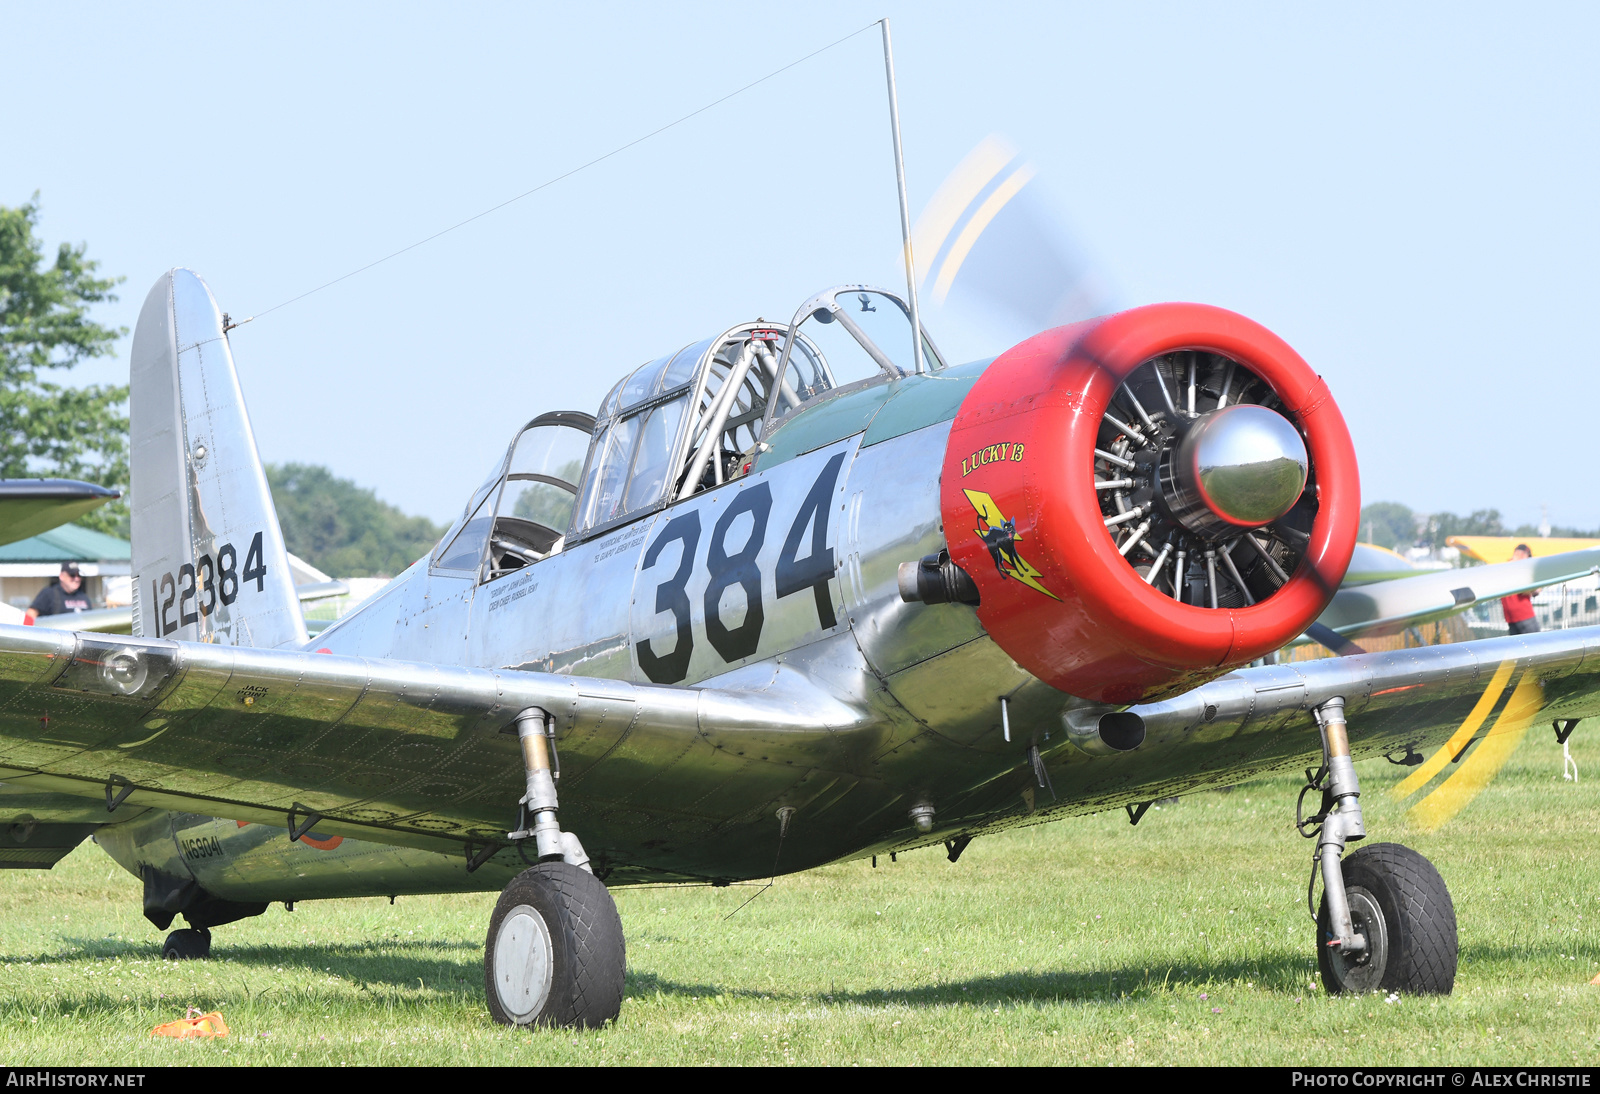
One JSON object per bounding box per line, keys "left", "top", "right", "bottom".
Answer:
{"left": 0, "top": 268, "right": 1596, "bottom": 1029}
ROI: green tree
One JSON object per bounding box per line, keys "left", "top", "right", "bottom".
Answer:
{"left": 0, "top": 196, "right": 129, "bottom": 535}
{"left": 1429, "top": 508, "right": 1504, "bottom": 549}
{"left": 267, "top": 463, "right": 444, "bottom": 577}
{"left": 1359, "top": 501, "right": 1417, "bottom": 550}
{"left": 1512, "top": 521, "right": 1600, "bottom": 539}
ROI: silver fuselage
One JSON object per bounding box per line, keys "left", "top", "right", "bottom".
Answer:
{"left": 83, "top": 363, "right": 1600, "bottom": 905}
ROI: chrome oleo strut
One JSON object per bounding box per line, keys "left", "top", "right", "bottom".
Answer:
{"left": 508, "top": 707, "right": 593, "bottom": 873}
{"left": 1308, "top": 697, "right": 1366, "bottom": 952}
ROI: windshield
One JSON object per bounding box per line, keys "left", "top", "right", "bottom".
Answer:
{"left": 494, "top": 417, "right": 589, "bottom": 549}
{"left": 765, "top": 286, "right": 944, "bottom": 431}
{"left": 572, "top": 339, "right": 709, "bottom": 533}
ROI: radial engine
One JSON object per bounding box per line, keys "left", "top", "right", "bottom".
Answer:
{"left": 938, "top": 302, "right": 1359, "bottom": 704}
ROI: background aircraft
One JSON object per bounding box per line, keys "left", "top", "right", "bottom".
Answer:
{"left": 0, "top": 268, "right": 1597, "bottom": 1029}
{"left": 0, "top": 479, "right": 118, "bottom": 549}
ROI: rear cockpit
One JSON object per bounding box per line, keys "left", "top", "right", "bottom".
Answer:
{"left": 432, "top": 286, "right": 943, "bottom": 581}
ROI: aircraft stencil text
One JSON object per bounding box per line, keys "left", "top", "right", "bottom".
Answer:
{"left": 146, "top": 530, "right": 267, "bottom": 636}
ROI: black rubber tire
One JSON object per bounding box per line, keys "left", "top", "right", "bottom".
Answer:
{"left": 1318, "top": 842, "right": 1456, "bottom": 995}
{"left": 161, "top": 927, "right": 211, "bottom": 961}
{"left": 484, "top": 862, "right": 625, "bottom": 1029}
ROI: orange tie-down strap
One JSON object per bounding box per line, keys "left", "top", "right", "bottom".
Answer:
{"left": 150, "top": 1010, "right": 229, "bottom": 1038}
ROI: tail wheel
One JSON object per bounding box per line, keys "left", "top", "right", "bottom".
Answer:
{"left": 1318, "top": 843, "right": 1457, "bottom": 995}
{"left": 485, "top": 862, "right": 626, "bottom": 1028}
{"left": 161, "top": 927, "right": 211, "bottom": 961}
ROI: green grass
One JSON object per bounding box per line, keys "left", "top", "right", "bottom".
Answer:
{"left": 3, "top": 727, "right": 1599, "bottom": 1065}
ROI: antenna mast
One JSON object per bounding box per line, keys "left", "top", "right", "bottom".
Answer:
{"left": 880, "top": 18, "right": 926, "bottom": 374}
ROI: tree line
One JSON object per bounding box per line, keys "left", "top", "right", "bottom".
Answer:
{"left": 1360, "top": 502, "right": 1600, "bottom": 553}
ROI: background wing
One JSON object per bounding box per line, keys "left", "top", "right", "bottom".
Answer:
{"left": 0, "top": 479, "right": 119, "bottom": 547}
{"left": 1314, "top": 547, "right": 1600, "bottom": 641}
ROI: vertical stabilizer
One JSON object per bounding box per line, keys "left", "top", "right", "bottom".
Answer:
{"left": 129, "top": 270, "right": 306, "bottom": 648}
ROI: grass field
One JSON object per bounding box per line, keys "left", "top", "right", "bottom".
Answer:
{"left": 2, "top": 726, "right": 1598, "bottom": 1066}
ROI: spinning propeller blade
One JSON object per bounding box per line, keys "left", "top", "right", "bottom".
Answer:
{"left": 913, "top": 135, "right": 1115, "bottom": 340}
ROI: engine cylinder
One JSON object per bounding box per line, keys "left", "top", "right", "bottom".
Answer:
{"left": 940, "top": 302, "right": 1358, "bottom": 704}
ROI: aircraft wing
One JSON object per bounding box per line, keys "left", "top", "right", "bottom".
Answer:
{"left": 1314, "top": 547, "right": 1600, "bottom": 641}
{"left": 0, "top": 624, "right": 872, "bottom": 866}
{"left": 0, "top": 479, "right": 120, "bottom": 548}
{"left": 0, "top": 620, "right": 1595, "bottom": 871}
{"left": 1102, "top": 624, "right": 1600, "bottom": 832}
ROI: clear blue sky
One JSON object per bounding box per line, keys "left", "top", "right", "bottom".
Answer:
{"left": 7, "top": 3, "right": 1597, "bottom": 529}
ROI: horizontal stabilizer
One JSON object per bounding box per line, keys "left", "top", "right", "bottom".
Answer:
{"left": 30, "top": 580, "right": 350, "bottom": 636}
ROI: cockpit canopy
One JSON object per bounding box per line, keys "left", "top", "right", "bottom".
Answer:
{"left": 433, "top": 286, "right": 942, "bottom": 580}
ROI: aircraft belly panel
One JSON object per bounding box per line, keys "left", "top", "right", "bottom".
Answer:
{"left": 0, "top": 777, "right": 127, "bottom": 825}
{"left": 169, "top": 815, "right": 518, "bottom": 901}
{"left": 880, "top": 635, "right": 1036, "bottom": 750}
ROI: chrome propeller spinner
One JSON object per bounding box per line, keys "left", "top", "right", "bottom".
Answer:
{"left": 1163, "top": 403, "right": 1309, "bottom": 536}
{"left": 1094, "top": 351, "right": 1316, "bottom": 608}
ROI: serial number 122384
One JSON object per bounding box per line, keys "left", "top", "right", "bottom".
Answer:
{"left": 146, "top": 530, "right": 268, "bottom": 636}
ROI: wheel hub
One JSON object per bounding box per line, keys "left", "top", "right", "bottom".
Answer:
{"left": 493, "top": 904, "right": 554, "bottom": 1023}
{"left": 1329, "top": 886, "right": 1389, "bottom": 993}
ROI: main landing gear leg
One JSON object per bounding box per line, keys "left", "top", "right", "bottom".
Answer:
{"left": 484, "top": 707, "right": 625, "bottom": 1028}
{"left": 1306, "top": 697, "right": 1458, "bottom": 995}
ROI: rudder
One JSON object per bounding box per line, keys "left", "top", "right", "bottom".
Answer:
{"left": 129, "top": 269, "right": 305, "bottom": 648}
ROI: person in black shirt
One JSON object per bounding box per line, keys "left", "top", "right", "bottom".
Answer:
{"left": 25, "top": 562, "right": 92, "bottom": 623}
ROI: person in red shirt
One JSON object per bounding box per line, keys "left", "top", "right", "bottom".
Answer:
{"left": 1501, "top": 543, "right": 1540, "bottom": 635}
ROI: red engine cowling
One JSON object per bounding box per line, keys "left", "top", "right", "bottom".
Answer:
{"left": 940, "top": 302, "right": 1359, "bottom": 705}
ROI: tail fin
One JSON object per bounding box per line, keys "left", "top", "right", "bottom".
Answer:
{"left": 128, "top": 269, "right": 306, "bottom": 648}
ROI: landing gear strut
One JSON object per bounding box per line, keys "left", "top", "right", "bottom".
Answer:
{"left": 1304, "top": 697, "right": 1457, "bottom": 994}
{"left": 484, "top": 707, "right": 625, "bottom": 1027}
